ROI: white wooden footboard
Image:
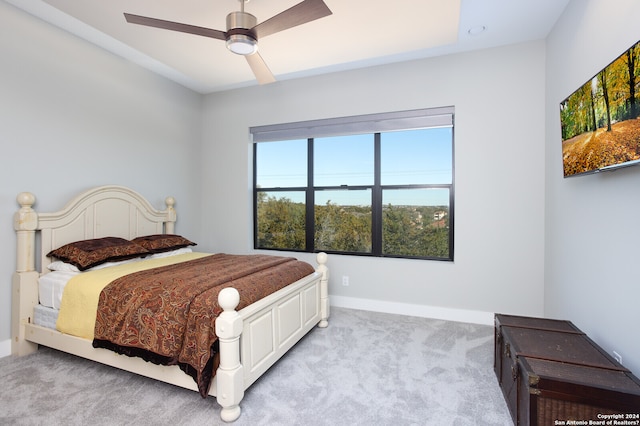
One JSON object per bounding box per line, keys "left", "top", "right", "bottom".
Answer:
{"left": 11, "top": 186, "right": 329, "bottom": 423}
{"left": 216, "top": 252, "right": 329, "bottom": 421}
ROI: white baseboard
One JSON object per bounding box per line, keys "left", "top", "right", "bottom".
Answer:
{"left": 0, "top": 339, "right": 11, "bottom": 358}
{"left": 330, "top": 295, "right": 494, "bottom": 326}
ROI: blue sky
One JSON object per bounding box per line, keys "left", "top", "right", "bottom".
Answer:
{"left": 256, "top": 127, "right": 452, "bottom": 206}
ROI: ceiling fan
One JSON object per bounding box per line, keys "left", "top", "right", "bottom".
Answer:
{"left": 124, "top": 0, "right": 332, "bottom": 85}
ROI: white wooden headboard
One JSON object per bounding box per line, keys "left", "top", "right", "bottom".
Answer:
{"left": 14, "top": 185, "right": 177, "bottom": 274}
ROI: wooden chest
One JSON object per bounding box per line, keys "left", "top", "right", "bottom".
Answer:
{"left": 494, "top": 314, "right": 640, "bottom": 425}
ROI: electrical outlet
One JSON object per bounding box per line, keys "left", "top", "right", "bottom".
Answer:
{"left": 342, "top": 275, "right": 349, "bottom": 286}
{"left": 613, "top": 350, "right": 622, "bottom": 364}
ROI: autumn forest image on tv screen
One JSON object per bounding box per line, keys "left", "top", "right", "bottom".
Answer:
{"left": 560, "top": 40, "right": 640, "bottom": 177}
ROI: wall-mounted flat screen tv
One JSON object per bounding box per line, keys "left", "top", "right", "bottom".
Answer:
{"left": 560, "top": 40, "right": 640, "bottom": 177}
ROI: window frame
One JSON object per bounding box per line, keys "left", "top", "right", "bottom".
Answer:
{"left": 252, "top": 107, "right": 455, "bottom": 261}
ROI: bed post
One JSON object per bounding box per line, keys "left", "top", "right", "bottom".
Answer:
{"left": 316, "top": 252, "right": 329, "bottom": 328}
{"left": 215, "top": 287, "right": 244, "bottom": 422}
{"left": 12, "top": 192, "right": 39, "bottom": 356}
{"left": 164, "top": 196, "right": 176, "bottom": 234}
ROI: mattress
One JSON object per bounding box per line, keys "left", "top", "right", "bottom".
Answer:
{"left": 34, "top": 304, "right": 58, "bottom": 329}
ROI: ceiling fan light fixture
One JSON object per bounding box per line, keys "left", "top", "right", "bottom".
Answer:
{"left": 226, "top": 34, "right": 258, "bottom": 55}
{"left": 124, "top": 0, "right": 332, "bottom": 84}
{"left": 225, "top": 11, "right": 258, "bottom": 55}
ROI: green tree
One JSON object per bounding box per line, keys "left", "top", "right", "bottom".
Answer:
{"left": 382, "top": 204, "right": 415, "bottom": 255}
{"left": 315, "top": 202, "right": 371, "bottom": 252}
{"left": 256, "top": 195, "right": 305, "bottom": 249}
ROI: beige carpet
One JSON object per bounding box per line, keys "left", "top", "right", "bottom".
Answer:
{"left": 0, "top": 307, "right": 511, "bottom": 425}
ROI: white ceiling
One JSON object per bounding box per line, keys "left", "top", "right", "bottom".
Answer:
{"left": 6, "top": 0, "right": 570, "bottom": 94}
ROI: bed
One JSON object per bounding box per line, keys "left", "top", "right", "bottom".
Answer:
{"left": 11, "top": 185, "right": 329, "bottom": 422}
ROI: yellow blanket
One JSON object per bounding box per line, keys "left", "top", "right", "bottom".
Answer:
{"left": 56, "top": 252, "right": 210, "bottom": 339}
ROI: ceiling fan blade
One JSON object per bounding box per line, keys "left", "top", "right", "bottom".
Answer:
{"left": 124, "top": 13, "right": 226, "bottom": 41}
{"left": 253, "top": 0, "right": 332, "bottom": 39}
{"left": 246, "top": 53, "right": 276, "bottom": 85}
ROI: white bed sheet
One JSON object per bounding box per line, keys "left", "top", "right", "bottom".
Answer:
{"left": 38, "top": 271, "right": 78, "bottom": 309}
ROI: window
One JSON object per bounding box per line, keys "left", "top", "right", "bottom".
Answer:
{"left": 252, "top": 107, "right": 454, "bottom": 260}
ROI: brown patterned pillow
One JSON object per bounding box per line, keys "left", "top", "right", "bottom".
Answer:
{"left": 47, "top": 237, "right": 150, "bottom": 271}
{"left": 131, "top": 234, "right": 196, "bottom": 254}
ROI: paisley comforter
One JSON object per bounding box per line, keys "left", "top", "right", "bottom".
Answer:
{"left": 92, "top": 253, "right": 315, "bottom": 397}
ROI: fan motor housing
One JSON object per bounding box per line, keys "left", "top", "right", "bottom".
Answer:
{"left": 227, "top": 11, "right": 257, "bottom": 32}
{"left": 225, "top": 11, "right": 258, "bottom": 55}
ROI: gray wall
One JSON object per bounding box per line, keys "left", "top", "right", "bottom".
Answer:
{"left": 200, "top": 41, "right": 547, "bottom": 324}
{"left": 545, "top": 0, "right": 640, "bottom": 374}
{"left": 0, "top": 2, "right": 203, "bottom": 348}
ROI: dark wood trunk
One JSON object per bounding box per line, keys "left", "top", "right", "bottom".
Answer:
{"left": 494, "top": 314, "right": 640, "bottom": 425}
